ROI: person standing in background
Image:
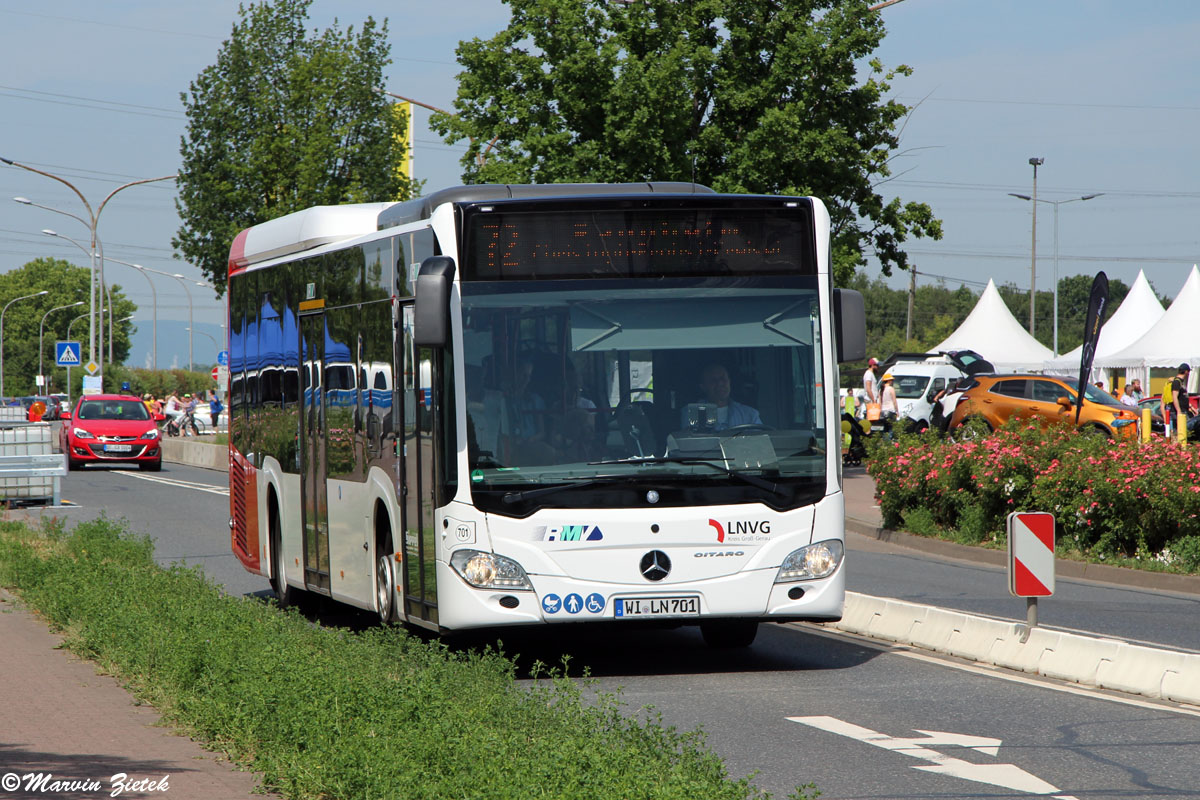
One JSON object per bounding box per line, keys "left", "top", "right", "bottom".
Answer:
{"left": 863, "top": 358, "right": 879, "bottom": 405}
{"left": 209, "top": 390, "right": 224, "bottom": 430}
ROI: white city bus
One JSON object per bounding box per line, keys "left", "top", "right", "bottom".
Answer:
{"left": 228, "top": 183, "right": 865, "bottom": 647}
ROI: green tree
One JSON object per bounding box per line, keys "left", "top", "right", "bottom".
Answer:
{"left": 432, "top": 0, "right": 941, "bottom": 284}
{"left": 1053, "top": 275, "right": 1130, "bottom": 354}
{"left": 0, "top": 259, "right": 135, "bottom": 398}
{"left": 175, "top": 0, "right": 416, "bottom": 292}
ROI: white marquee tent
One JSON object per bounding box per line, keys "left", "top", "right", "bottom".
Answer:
{"left": 933, "top": 279, "right": 1053, "bottom": 371}
{"left": 1096, "top": 265, "right": 1200, "bottom": 389}
{"left": 1043, "top": 269, "right": 1165, "bottom": 375}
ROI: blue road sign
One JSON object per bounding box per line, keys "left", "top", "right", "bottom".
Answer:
{"left": 217, "top": 349, "right": 229, "bottom": 366}
{"left": 55, "top": 341, "right": 82, "bottom": 367}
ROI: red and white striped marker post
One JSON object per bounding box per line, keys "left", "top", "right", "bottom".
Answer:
{"left": 1007, "top": 511, "right": 1055, "bottom": 641}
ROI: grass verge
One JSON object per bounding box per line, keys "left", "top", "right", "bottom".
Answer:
{"left": 0, "top": 517, "right": 784, "bottom": 800}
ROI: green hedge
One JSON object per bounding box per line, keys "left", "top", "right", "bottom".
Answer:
{"left": 0, "top": 518, "right": 778, "bottom": 800}
{"left": 867, "top": 420, "right": 1200, "bottom": 573}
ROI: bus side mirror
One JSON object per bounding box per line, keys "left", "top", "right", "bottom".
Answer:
{"left": 833, "top": 288, "right": 866, "bottom": 363}
{"left": 413, "top": 256, "right": 456, "bottom": 347}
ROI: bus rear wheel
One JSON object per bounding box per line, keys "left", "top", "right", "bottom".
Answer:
{"left": 700, "top": 619, "right": 759, "bottom": 648}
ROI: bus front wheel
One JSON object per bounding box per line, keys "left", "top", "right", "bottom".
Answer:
{"left": 270, "top": 502, "right": 298, "bottom": 608}
{"left": 375, "top": 534, "right": 397, "bottom": 625}
{"left": 700, "top": 619, "right": 758, "bottom": 648}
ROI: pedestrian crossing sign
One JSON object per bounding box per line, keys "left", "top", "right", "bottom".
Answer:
{"left": 55, "top": 341, "right": 82, "bottom": 367}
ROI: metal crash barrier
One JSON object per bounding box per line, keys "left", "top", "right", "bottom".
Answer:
{"left": 0, "top": 420, "right": 67, "bottom": 506}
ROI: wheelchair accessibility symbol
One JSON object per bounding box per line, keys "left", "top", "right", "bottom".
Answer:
{"left": 585, "top": 593, "right": 605, "bottom": 613}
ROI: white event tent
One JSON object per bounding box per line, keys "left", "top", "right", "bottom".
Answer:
{"left": 1096, "top": 265, "right": 1200, "bottom": 390}
{"left": 933, "top": 279, "right": 1053, "bottom": 372}
{"left": 1043, "top": 269, "right": 1165, "bottom": 376}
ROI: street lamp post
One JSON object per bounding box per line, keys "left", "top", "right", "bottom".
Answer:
{"left": 175, "top": 275, "right": 195, "bottom": 369}
{"left": 0, "top": 290, "right": 49, "bottom": 400}
{"left": 4, "top": 158, "right": 176, "bottom": 382}
{"left": 38, "top": 301, "right": 84, "bottom": 392}
{"left": 1009, "top": 191, "right": 1105, "bottom": 355}
{"left": 186, "top": 327, "right": 219, "bottom": 363}
{"left": 104, "top": 262, "right": 211, "bottom": 370}
{"left": 41, "top": 230, "right": 118, "bottom": 364}
{"left": 96, "top": 255, "right": 158, "bottom": 369}
{"left": 1027, "top": 157, "right": 1044, "bottom": 337}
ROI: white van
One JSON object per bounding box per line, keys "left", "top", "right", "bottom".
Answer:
{"left": 883, "top": 351, "right": 992, "bottom": 432}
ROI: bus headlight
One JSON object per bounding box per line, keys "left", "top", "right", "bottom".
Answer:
{"left": 450, "top": 549, "right": 533, "bottom": 590}
{"left": 775, "top": 539, "right": 844, "bottom": 583}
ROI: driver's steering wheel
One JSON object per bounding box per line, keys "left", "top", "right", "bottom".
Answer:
{"left": 623, "top": 387, "right": 654, "bottom": 404}
{"left": 719, "top": 423, "right": 776, "bottom": 436}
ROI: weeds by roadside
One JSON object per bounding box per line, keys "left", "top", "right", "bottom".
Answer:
{"left": 0, "top": 517, "right": 781, "bottom": 800}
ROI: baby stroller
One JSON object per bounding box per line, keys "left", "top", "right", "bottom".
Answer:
{"left": 841, "top": 412, "right": 870, "bottom": 466}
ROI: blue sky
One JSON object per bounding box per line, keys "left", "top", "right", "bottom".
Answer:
{"left": 2, "top": 0, "right": 1198, "bottom": 368}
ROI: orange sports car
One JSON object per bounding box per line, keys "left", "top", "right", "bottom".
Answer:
{"left": 948, "top": 374, "right": 1139, "bottom": 439}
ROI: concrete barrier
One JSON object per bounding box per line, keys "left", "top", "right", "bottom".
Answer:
{"left": 0, "top": 423, "right": 66, "bottom": 505}
{"left": 160, "top": 438, "right": 226, "bottom": 470}
{"left": 831, "top": 592, "right": 1200, "bottom": 706}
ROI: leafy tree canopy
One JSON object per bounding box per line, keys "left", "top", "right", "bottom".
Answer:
{"left": 175, "top": 0, "right": 417, "bottom": 292}
{"left": 0, "top": 259, "right": 135, "bottom": 398}
{"left": 432, "top": 0, "right": 942, "bottom": 284}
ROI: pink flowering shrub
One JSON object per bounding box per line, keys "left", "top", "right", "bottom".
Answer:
{"left": 867, "top": 419, "right": 1200, "bottom": 565}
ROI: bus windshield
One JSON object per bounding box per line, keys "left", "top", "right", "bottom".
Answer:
{"left": 460, "top": 278, "right": 827, "bottom": 514}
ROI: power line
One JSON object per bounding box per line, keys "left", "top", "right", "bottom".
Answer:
{"left": 903, "top": 248, "right": 1198, "bottom": 265}
{"left": 886, "top": 178, "right": 1200, "bottom": 201}
{"left": 898, "top": 94, "right": 1200, "bottom": 114}
{"left": 0, "top": 85, "right": 183, "bottom": 116}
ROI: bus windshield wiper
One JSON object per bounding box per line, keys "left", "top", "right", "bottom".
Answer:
{"left": 587, "top": 456, "right": 786, "bottom": 496}
{"left": 500, "top": 476, "right": 623, "bottom": 505}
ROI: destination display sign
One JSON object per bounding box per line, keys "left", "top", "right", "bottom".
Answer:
{"left": 463, "top": 205, "right": 815, "bottom": 280}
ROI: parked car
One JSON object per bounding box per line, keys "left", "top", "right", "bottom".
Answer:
{"left": 881, "top": 350, "right": 994, "bottom": 432}
{"left": 19, "top": 395, "right": 61, "bottom": 421}
{"left": 59, "top": 394, "right": 162, "bottom": 471}
{"left": 948, "top": 373, "right": 1139, "bottom": 439}
{"left": 1137, "top": 395, "right": 1200, "bottom": 439}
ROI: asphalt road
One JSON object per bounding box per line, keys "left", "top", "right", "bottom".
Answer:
{"left": 16, "top": 461, "right": 1200, "bottom": 799}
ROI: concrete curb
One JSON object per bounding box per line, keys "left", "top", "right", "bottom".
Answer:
{"left": 832, "top": 592, "right": 1200, "bottom": 706}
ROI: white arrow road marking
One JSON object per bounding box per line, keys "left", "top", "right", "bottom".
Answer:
{"left": 788, "top": 716, "right": 1080, "bottom": 798}
{"left": 115, "top": 471, "right": 229, "bottom": 496}
{"left": 911, "top": 729, "right": 1001, "bottom": 757}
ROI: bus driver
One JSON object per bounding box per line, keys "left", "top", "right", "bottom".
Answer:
{"left": 682, "top": 362, "right": 762, "bottom": 432}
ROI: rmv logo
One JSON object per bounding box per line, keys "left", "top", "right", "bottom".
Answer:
{"left": 539, "top": 524, "right": 604, "bottom": 542}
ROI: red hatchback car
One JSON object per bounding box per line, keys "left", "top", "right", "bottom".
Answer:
{"left": 60, "top": 394, "right": 162, "bottom": 471}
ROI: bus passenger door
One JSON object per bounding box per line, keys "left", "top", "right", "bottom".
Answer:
{"left": 400, "top": 304, "right": 438, "bottom": 626}
{"left": 300, "top": 312, "right": 331, "bottom": 594}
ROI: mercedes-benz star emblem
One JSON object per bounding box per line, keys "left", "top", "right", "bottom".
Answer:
{"left": 639, "top": 550, "right": 671, "bottom": 582}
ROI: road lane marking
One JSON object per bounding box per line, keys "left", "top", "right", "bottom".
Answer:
{"left": 793, "top": 624, "right": 1200, "bottom": 719}
{"left": 114, "top": 471, "right": 229, "bottom": 496}
{"left": 789, "top": 716, "right": 1078, "bottom": 797}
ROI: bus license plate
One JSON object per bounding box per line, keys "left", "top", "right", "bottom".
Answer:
{"left": 104, "top": 444, "right": 132, "bottom": 452}
{"left": 614, "top": 596, "right": 699, "bottom": 619}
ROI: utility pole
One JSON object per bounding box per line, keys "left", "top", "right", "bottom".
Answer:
{"left": 906, "top": 267, "right": 917, "bottom": 342}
